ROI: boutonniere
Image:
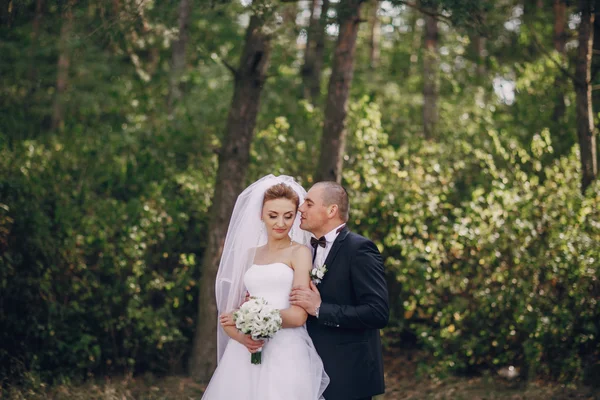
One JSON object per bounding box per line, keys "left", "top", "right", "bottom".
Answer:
{"left": 310, "top": 264, "right": 328, "bottom": 285}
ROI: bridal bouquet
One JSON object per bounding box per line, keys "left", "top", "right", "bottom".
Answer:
{"left": 234, "top": 297, "right": 282, "bottom": 364}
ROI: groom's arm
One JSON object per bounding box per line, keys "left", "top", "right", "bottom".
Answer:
{"left": 318, "top": 240, "right": 389, "bottom": 330}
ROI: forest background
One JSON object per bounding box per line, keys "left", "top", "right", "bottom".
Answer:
{"left": 1, "top": 0, "right": 599, "bottom": 398}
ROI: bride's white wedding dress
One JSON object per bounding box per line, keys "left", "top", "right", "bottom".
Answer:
{"left": 202, "top": 262, "right": 329, "bottom": 399}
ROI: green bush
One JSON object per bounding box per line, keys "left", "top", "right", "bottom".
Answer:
{"left": 2, "top": 94, "right": 597, "bottom": 386}
{"left": 0, "top": 130, "right": 215, "bottom": 383}
{"left": 341, "top": 100, "right": 599, "bottom": 382}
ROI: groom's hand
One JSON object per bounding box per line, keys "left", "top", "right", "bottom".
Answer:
{"left": 290, "top": 281, "right": 321, "bottom": 317}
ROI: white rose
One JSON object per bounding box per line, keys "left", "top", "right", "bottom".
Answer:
{"left": 250, "top": 305, "right": 261, "bottom": 314}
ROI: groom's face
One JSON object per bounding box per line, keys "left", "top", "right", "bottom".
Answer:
{"left": 299, "top": 185, "right": 328, "bottom": 234}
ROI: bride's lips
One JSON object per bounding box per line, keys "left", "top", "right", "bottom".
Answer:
{"left": 274, "top": 228, "right": 286, "bottom": 233}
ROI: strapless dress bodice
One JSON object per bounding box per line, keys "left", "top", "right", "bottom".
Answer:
{"left": 244, "top": 263, "right": 294, "bottom": 309}
{"left": 203, "top": 263, "right": 329, "bottom": 400}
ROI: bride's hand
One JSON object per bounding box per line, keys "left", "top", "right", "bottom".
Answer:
{"left": 238, "top": 334, "right": 264, "bottom": 353}
{"left": 219, "top": 312, "right": 235, "bottom": 327}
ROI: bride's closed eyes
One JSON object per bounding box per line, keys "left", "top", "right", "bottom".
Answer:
{"left": 268, "top": 212, "right": 294, "bottom": 220}
{"left": 262, "top": 198, "right": 298, "bottom": 225}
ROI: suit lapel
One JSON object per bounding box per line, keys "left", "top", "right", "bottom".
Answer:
{"left": 322, "top": 227, "right": 349, "bottom": 272}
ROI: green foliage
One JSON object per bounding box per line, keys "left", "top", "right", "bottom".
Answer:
{"left": 1, "top": 0, "right": 598, "bottom": 388}
{"left": 249, "top": 101, "right": 322, "bottom": 183}
{"left": 0, "top": 129, "right": 216, "bottom": 382}
{"left": 339, "top": 98, "right": 599, "bottom": 381}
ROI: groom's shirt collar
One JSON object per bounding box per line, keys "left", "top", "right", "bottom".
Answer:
{"left": 324, "top": 223, "right": 346, "bottom": 243}
{"left": 312, "top": 223, "right": 346, "bottom": 267}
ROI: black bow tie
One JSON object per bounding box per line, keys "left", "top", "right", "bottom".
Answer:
{"left": 311, "top": 236, "right": 327, "bottom": 249}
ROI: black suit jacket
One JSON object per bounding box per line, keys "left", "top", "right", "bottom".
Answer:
{"left": 306, "top": 227, "right": 389, "bottom": 400}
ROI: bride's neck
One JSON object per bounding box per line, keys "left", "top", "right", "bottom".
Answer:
{"left": 266, "top": 236, "right": 291, "bottom": 251}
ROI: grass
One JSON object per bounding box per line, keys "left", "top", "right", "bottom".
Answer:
{"left": 382, "top": 348, "right": 598, "bottom": 400}
{"left": 2, "top": 349, "right": 598, "bottom": 400}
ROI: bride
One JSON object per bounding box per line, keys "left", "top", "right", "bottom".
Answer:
{"left": 201, "top": 175, "right": 329, "bottom": 399}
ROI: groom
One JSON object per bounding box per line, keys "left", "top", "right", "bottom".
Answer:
{"left": 290, "top": 181, "right": 389, "bottom": 400}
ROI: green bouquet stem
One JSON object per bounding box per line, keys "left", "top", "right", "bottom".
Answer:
{"left": 251, "top": 350, "right": 262, "bottom": 364}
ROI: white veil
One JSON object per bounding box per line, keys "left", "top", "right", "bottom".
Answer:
{"left": 215, "top": 174, "right": 311, "bottom": 362}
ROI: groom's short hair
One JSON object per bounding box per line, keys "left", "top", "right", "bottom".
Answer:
{"left": 315, "top": 181, "right": 349, "bottom": 222}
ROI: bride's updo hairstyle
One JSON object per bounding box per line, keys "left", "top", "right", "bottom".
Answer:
{"left": 263, "top": 183, "right": 300, "bottom": 210}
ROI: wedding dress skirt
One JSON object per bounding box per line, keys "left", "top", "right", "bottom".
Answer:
{"left": 202, "top": 263, "right": 329, "bottom": 400}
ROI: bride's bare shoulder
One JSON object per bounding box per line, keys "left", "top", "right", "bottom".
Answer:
{"left": 290, "top": 241, "right": 309, "bottom": 250}
{"left": 290, "top": 242, "right": 311, "bottom": 260}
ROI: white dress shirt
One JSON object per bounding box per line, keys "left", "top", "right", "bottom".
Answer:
{"left": 312, "top": 223, "right": 346, "bottom": 267}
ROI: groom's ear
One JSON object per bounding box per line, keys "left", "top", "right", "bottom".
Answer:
{"left": 327, "top": 204, "right": 339, "bottom": 218}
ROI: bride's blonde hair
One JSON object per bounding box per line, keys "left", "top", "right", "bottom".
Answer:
{"left": 263, "top": 183, "right": 300, "bottom": 209}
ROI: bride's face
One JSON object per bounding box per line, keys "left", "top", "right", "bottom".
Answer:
{"left": 261, "top": 198, "right": 297, "bottom": 240}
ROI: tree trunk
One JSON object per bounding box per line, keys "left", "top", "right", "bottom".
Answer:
{"left": 302, "top": 0, "right": 319, "bottom": 99}
{"left": 301, "top": 0, "right": 329, "bottom": 102}
{"left": 311, "top": 0, "right": 329, "bottom": 100}
{"left": 592, "top": 9, "right": 600, "bottom": 126}
{"left": 472, "top": 34, "right": 486, "bottom": 81}
{"left": 368, "top": 0, "right": 380, "bottom": 69}
{"left": 423, "top": 12, "right": 439, "bottom": 140}
{"left": 168, "top": 0, "right": 192, "bottom": 114}
{"left": 552, "top": 0, "right": 567, "bottom": 122}
{"left": 189, "top": 14, "right": 273, "bottom": 381}
{"left": 314, "top": 0, "right": 362, "bottom": 183}
{"left": 51, "top": 0, "right": 75, "bottom": 131}
{"left": 27, "top": 0, "right": 44, "bottom": 83}
{"left": 574, "top": 0, "right": 596, "bottom": 193}
{"left": 1, "top": 0, "right": 12, "bottom": 28}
